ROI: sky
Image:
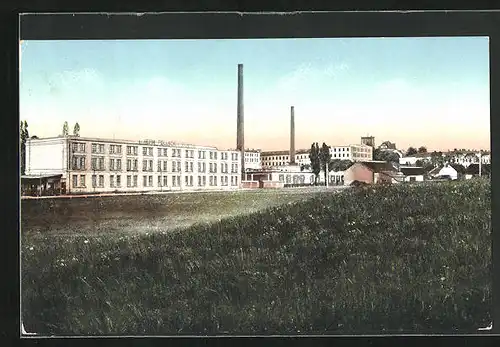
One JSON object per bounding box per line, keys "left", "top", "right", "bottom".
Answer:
{"left": 19, "top": 37, "right": 490, "bottom": 152}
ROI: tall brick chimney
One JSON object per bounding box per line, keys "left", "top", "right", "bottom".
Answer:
{"left": 290, "top": 106, "right": 296, "bottom": 165}
{"left": 237, "top": 64, "right": 245, "bottom": 177}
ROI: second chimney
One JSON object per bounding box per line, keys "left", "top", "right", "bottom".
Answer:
{"left": 290, "top": 106, "right": 296, "bottom": 165}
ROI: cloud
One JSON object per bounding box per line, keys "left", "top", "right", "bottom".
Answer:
{"left": 273, "top": 62, "right": 350, "bottom": 101}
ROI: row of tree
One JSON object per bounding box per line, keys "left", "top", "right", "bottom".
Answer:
{"left": 62, "top": 121, "right": 80, "bottom": 137}
{"left": 20, "top": 120, "right": 29, "bottom": 175}
{"left": 305, "top": 142, "right": 354, "bottom": 185}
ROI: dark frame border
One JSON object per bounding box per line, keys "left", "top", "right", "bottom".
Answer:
{"left": 9, "top": 10, "right": 500, "bottom": 346}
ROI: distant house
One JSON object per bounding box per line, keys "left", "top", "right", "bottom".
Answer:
{"left": 465, "top": 163, "right": 491, "bottom": 179}
{"left": 379, "top": 141, "right": 397, "bottom": 150}
{"left": 400, "top": 166, "right": 425, "bottom": 182}
{"left": 344, "top": 161, "right": 399, "bottom": 185}
{"left": 437, "top": 164, "right": 466, "bottom": 180}
{"left": 399, "top": 152, "right": 432, "bottom": 166}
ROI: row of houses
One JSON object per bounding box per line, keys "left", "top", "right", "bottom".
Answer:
{"left": 343, "top": 161, "right": 490, "bottom": 186}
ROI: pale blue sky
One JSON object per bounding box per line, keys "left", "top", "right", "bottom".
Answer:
{"left": 19, "top": 37, "right": 490, "bottom": 151}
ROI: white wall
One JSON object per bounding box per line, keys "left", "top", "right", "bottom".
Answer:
{"left": 26, "top": 138, "right": 67, "bottom": 176}
{"left": 404, "top": 175, "right": 424, "bottom": 182}
{"left": 399, "top": 156, "right": 418, "bottom": 166}
{"left": 438, "top": 166, "right": 458, "bottom": 180}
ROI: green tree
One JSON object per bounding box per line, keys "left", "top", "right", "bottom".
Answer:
{"left": 300, "top": 164, "right": 311, "bottom": 172}
{"left": 406, "top": 147, "right": 418, "bottom": 156}
{"left": 20, "top": 120, "right": 29, "bottom": 175}
{"left": 73, "top": 122, "right": 80, "bottom": 137}
{"left": 309, "top": 142, "right": 321, "bottom": 185}
{"left": 374, "top": 149, "right": 400, "bottom": 163}
{"left": 319, "top": 142, "right": 332, "bottom": 185}
{"left": 418, "top": 146, "right": 427, "bottom": 153}
{"left": 62, "top": 121, "right": 69, "bottom": 136}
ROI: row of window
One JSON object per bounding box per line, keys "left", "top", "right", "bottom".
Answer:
{"left": 71, "top": 174, "right": 239, "bottom": 189}
{"left": 277, "top": 174, "right": 344, "bottom": 184}
{"left": 72, "top": 156, "right": 240, "bottom": 173}
{"left": 72, "top": 142, "right": 239, "bottom": 160}
{"left": 262, "top": 154, "right": 309, "bottom": 162}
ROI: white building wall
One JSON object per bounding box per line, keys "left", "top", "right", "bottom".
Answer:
{"left": 244, "top": 151, "right": 262, "bottom": 170}
{"left": 25, "top": 137, "right": 68, "bottom": 176}
{"left": 438, "top": 166, "right": 458, "bottom": 180}
{"left": 28, "top": 136, "right": 242, "bottom": 194}
{"left": 403, "top": 175, "right": 424, "bottom": 182}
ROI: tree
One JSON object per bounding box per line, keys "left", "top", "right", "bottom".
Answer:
{"left": 309, "top": 142, "right": 321, "bottom": 185}
{"left": 319, "top": 142, "right": 332, "bottom": 185}
{"left": 62, "top": 121, "right": 69, "bottom": 136}
{"left": 374, "top": 148, "right": 400, "bottom": 163}
{"left": 418, "top": 146, "right": 427, "bottom": 153}
{"left": 20, "top": 120, "right": 29, "bottom": 175}
{"left": 406, "top": 147, "right": 418, "bottom": 156}
{"left": 300, "top": 164, "right": 311, "bottom": 172}
{"left": 73, "top": 122, "right": 80, "bottom": 137}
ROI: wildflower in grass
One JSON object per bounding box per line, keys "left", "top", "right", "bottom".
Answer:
{"left": 84, "top": 240, "right": 89, "bottom": 244}
{"left": 29, "top": 246, "right": 34, "bottom": 251}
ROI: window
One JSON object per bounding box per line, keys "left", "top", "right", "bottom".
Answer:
{"left": 72, "top": 175, "right": 78, "bottom": 188}
{"left": 202, "top": 176, "right": 206, "bottom": 186}
{"left": 110, "top": 175, "right": 115, "bottom": 188}
{"left": 80, "top": 175, "right": 85, "bottom": 187}
{"left": 185, "top": 176, "right": 189, "bottom": 186}
{"left": 143, "top": 175, "right": 148, "bottom": 187}
{"left": 127, "top": 146, "right": 138, "bottom": 156}
{"left": 157, "top": 161, "right": 162, "bottom": 172}
{"left": 209, "top": 176, "right": 213, "bottom": 186}
{"left": 127, "top": 175, "right": 132, "bottom": 187}
{"left": 98, "top": 175, "right": 104, "bottom": 187}
{"left": 110, "top": 159, "right": 115, "bottom": 171}
{"left": 185, "top": 162, "right": 189, "bottom": 172}
{"left": 116, "top": 175, "right": 121, "bottom": 188}
{"left": 163, "top": 176, "right": 168, "bottom": 187}
{"left": 92, "top": 175, "right": 97, "bottom": 188}
{"left": 198, "top": 176, "right": 202, "bottom": 186}
{"left": 172, "top": 161, "right": 177, "bottom": 172}
{"left": 92, "top": 143, "right": 97, "bottom": 153}
{"left": 72, "top": 155, "right": 86, "bottom": 170}
{"left": 190, "top": 162, "right": 193, "bottom": 172}
{"left": 149, "top": 175, "right": 153, "bottom": 187}
{"left": 133, "top": 175, "right": 138, "bottom": 187}
{"left": 117, "top": 159, "right": 122, "bottom": 171}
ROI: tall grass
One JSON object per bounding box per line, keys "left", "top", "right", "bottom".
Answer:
{"left": 21, "top": 180, "right": 491, "bottom": 335}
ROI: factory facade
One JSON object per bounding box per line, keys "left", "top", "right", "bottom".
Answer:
{"left": 260, "top": 144, "right": 373, "bottom": 169}
{"left": 25, "top": 136, "right": 242, "bottom": 194}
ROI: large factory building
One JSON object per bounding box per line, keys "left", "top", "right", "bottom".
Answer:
{"left": 24, "top": 136, "right": 242, "bottom": 194}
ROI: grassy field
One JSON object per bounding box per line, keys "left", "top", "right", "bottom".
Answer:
{"left": 21, "top": 181, "right": 491, "bottom": 335}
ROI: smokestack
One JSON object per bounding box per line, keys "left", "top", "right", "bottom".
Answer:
{"left": 237, "top": 64, "right": 245, "bottom": 177}
{"left": 290, "top": 106, "right": 296, "bottom": 165}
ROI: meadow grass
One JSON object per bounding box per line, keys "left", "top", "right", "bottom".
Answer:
{"left": 21, "top": 180, "right": 491, "bottom": 335}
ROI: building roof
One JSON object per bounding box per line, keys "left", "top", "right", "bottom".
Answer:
{"left": 261, "top": 148, "right": 310, "bottom": 156}
{"left": 379, "top": 141, "right": 397, "bottom": 150}
{"left": 354, "top": 161, "right": 397, "bottom": 173}
{"left": 400, "top": 167, "right": 426, "bottom": 176}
